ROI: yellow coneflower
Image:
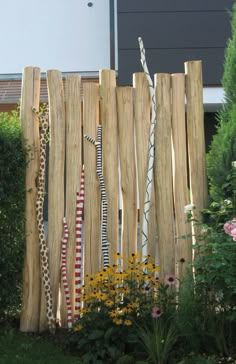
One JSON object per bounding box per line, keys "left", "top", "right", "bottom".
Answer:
{"left": 124, "top": 319, "right": 132, "bottom": 326}
{"left": 128, "top": 302, "right": 138, "bottom": 309}
{"left": 122, "top": 306, "right": 133, "bottom": 314}
{"left": 74, "top": 324, "right": 83, "bottom": 331}
{"left": 113, "top": 318, "right": 123, "bottom": 325}
{"left": 80, "top": 307, "right": 91, "bottom": 314}
{"left": 109, "top": 309, "right": 118, "bottom": 318}
{"left": 104, "top": 300, "right": 114, "bottom": 307}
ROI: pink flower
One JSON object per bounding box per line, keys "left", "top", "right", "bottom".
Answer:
{"left": 224, "top": 222, "right": 232, "bottom": 235}
{"left": 151, "top": 306, "right": 162, "bottom": 318}
{"left": 164, "top": 274, "right": 176, "bottom": 286}
{"left": 224, "top": 218, "right": 236, "bottom": 241}
{"left": 231, "top": 228, "right": 236, "bottom": 241}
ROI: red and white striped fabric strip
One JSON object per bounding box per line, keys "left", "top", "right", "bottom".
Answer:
{"left": 74, "top": 165, "right": 85, "bottom": 320}
{"left": 61, "top": 217, "right": 73, "bottom": 329}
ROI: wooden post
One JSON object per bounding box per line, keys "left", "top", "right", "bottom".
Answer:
{"left": 99, "top": 70, "right": 119, "bottom": 262}
{"left": 171, "top": 74, "right": 192, "bottom": 278}
{"left": 83, "top": 83, "right": 101, "bottom": 276}
{"left": 133, "top": 72, "right": 157, "bottom": 259}
{"left": 184, "top": 61, "right": 208, "bottom": 234}
{"left": 47, "top": 70, "right": 66, "bottom": 319}
{"left": 20, "top": 67, "right": 41, "bottom": 332}
{"left": 59, "top": 75, "right": 82, "bottom": 326}
{"left": 154, "top": 74, "right": 175, "bottom": 277}
{"left": 117, "top": 87, "right": 137, "bottom": 265}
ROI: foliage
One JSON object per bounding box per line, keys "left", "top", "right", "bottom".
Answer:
{"left": 0, "top": 327, "right": 80, "bottom": 364}
{"left": 222, "top": 2, "right": 236, "bottom": 105}
{"left": 0, "top": 111, "right": 26, "bottom": 319}
{"left": 207, "top": 106, "right": 236, "bottom": 203}
{"left": 136, "top": 317, "right": 178, "bottom": 364}
{"left": 193, "top": 229, "right": 236, "bottom": 355}
{"left": 66, "top": 253, "right": 177, "bottom": 363}
{"left": 178, "top": 175, "right": 236, "bottom": 358}
{"left": 177, "top": 354, "right": 218, "bottom": 364}
{"left": 207, "top": 2, "right": 236, "bottom": 203}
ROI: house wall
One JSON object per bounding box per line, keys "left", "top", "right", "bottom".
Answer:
{"left": 117, "top": 0, "right": 235, "bottom": 85}
{"left": 0, "top": 0, "right": 110, "bottom": 74}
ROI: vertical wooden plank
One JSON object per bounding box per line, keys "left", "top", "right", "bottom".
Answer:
{"left": 154, "top": 74, "right": 175, "bottom": 277}
{"left": 83, "top": 83, "right": 100, "bottom": 276}
{"left": 20, "top": 67, "right": 41, "bottom": 332}
{"left": 117, "top": 87, "right": 137, "bottom": 265}
{"left": 133, "top": 73, "right": 157, "bottom": 259}
{"left": 59, "top": 75, "right": 82, "bottom": 326}
{"left": 99, "top": 70, "right": 119, "bottom": 262}
{"left": 171, "top": 74, "right": 192, "bottom": 278}
{"left": 47, "top": 70, "right": 66, "bottom": 319}
{"left": 184, "top": 62, "right": 208, "bottom": 229}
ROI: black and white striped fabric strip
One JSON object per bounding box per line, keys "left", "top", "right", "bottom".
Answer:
{"left": 84, "top": 127, "right": 109, "bottom": 267}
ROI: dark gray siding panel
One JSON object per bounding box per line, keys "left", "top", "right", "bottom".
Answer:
{"left": 118, "top": 0, "right": 234, "bottom": 12}
{"left": 118, "top": 49, "right": 225, "bottom": 86}
{"left": 118, "top": 12, "right": 231, "bottom": 49}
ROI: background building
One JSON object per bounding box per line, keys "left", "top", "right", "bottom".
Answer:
{"left": 0, "top": 0, "right": 235, "bottom": 143}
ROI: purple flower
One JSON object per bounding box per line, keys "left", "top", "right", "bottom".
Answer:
{"left": 164, "top": 274, "right": 176, "bottom": 286}
{"left": 151, "top": 306, "right": 162, "bottom": 318}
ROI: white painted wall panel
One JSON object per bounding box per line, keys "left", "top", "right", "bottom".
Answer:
{"left": 0, "top": 0, "right": 110, "bottom": 73}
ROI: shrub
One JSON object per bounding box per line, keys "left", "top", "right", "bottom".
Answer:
{"left": 177, "top": 188, "right": 236, "bottom": 358}
{"left": 222, "top": 3, "right": 236, "bottom": 105}
{"left": 207, "top": 3, "right": 236, "bottom": 203}
{"left": 0, "top": 110, "right": 26, "bottom": 320}
{"left": 207, "top": 106, "right": 236, "bottom": 203}
{"left": 66, "top": 254, "right": 176, "bottom": 363}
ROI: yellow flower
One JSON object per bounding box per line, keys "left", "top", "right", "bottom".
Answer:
{"left": 110, "top": 288, "right": 117, "bottom": 295}
{"left": 116, "top": 271, "right": 128, "bottom": 279}
{"left": 80, "top": 307, "right": 91, "bottom": 314}
{"left": 109, "top": 310, "right": 118, "bottom": 318}
{"left": 128, "top": 302, "right": 138, "bottom": 309}
{"left": 104, "top": 300, "right": 114, "bottom": 307}
{"left": 74, "top": 324, "right": 83, "bottom": 331}
{"left": 124, "top": 319, "right": 132, "bottom": 326}
{"left": 113, "top": 318, "right": 123, "bottom": 325}
{"left": 126, "top": 267, "right": 139, "bottom": 275}
{"left": 98, "top": 293, "right": 108, "bottom": 300}
{"left": 122, "top": 306, "right": 133, "bottom": 314}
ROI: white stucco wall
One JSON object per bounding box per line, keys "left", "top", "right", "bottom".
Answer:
{"left": 0, "top": 0, "right": 110, "bottom": 74}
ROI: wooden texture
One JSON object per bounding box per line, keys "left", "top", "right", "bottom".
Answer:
{"left": 99, "top": 70, "right": 119, "bottom": 262}
{"left": 184, "top": 62, "right": 208, "bottom": 228}
{"left": 83, "top": 83, "right": 101, "bottom": 276}
{"left": 171, "top": 73, "right": 192, "bottom": 277}
{"left": 133, "top": 72, "right": 157, "bottom": 259}
{"left": 20, "top": 67, "right": 41, "bottom": 332}
{"left": 59, "top": 75, "right": 82, "bottom": 326}
{"left": 154, "top": 74, "right": 175, "bottom": 277}
{"left": 47, "top": 70, "right": 66, "bottom": 319}
{"left": 117, "top": 87, "right": 137, "bottom": 265}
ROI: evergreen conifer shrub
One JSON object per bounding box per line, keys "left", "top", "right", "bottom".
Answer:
{"left": 207, "top": 3, "right": 236, "bottom": 202}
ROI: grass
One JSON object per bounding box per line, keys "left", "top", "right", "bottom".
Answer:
{"left": 0, "top": 325, "right": 81, "bottom": 364}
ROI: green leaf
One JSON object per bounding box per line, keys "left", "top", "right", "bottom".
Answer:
{"left": 88, "top": 329, "right": 104, "bottom": 341}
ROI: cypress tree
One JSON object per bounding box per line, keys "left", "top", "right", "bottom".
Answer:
{"left": 207, "top": 2, "right": 236, "bottom": 202}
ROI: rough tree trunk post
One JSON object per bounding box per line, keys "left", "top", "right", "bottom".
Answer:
{"left": 20, "top": 67, "right": 41, "bottom": 332}
{"left": 185, "top": 61, "right": 208, "bottom": 250}
{"left": 117, "top": 86, "right": 137, "bottom": 267}
{"left": 154, "top": 73, "right": 175, "bottom": 277}
{"left": 47, "top": 70, "right": 66, "bottom": 320}
{"left": 171, "top": 73, "right": 192, "bottom": 278}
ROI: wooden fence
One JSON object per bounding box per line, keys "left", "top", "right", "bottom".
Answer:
{"left": 20, "top": 62, "right": 208, "bottom": 332}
